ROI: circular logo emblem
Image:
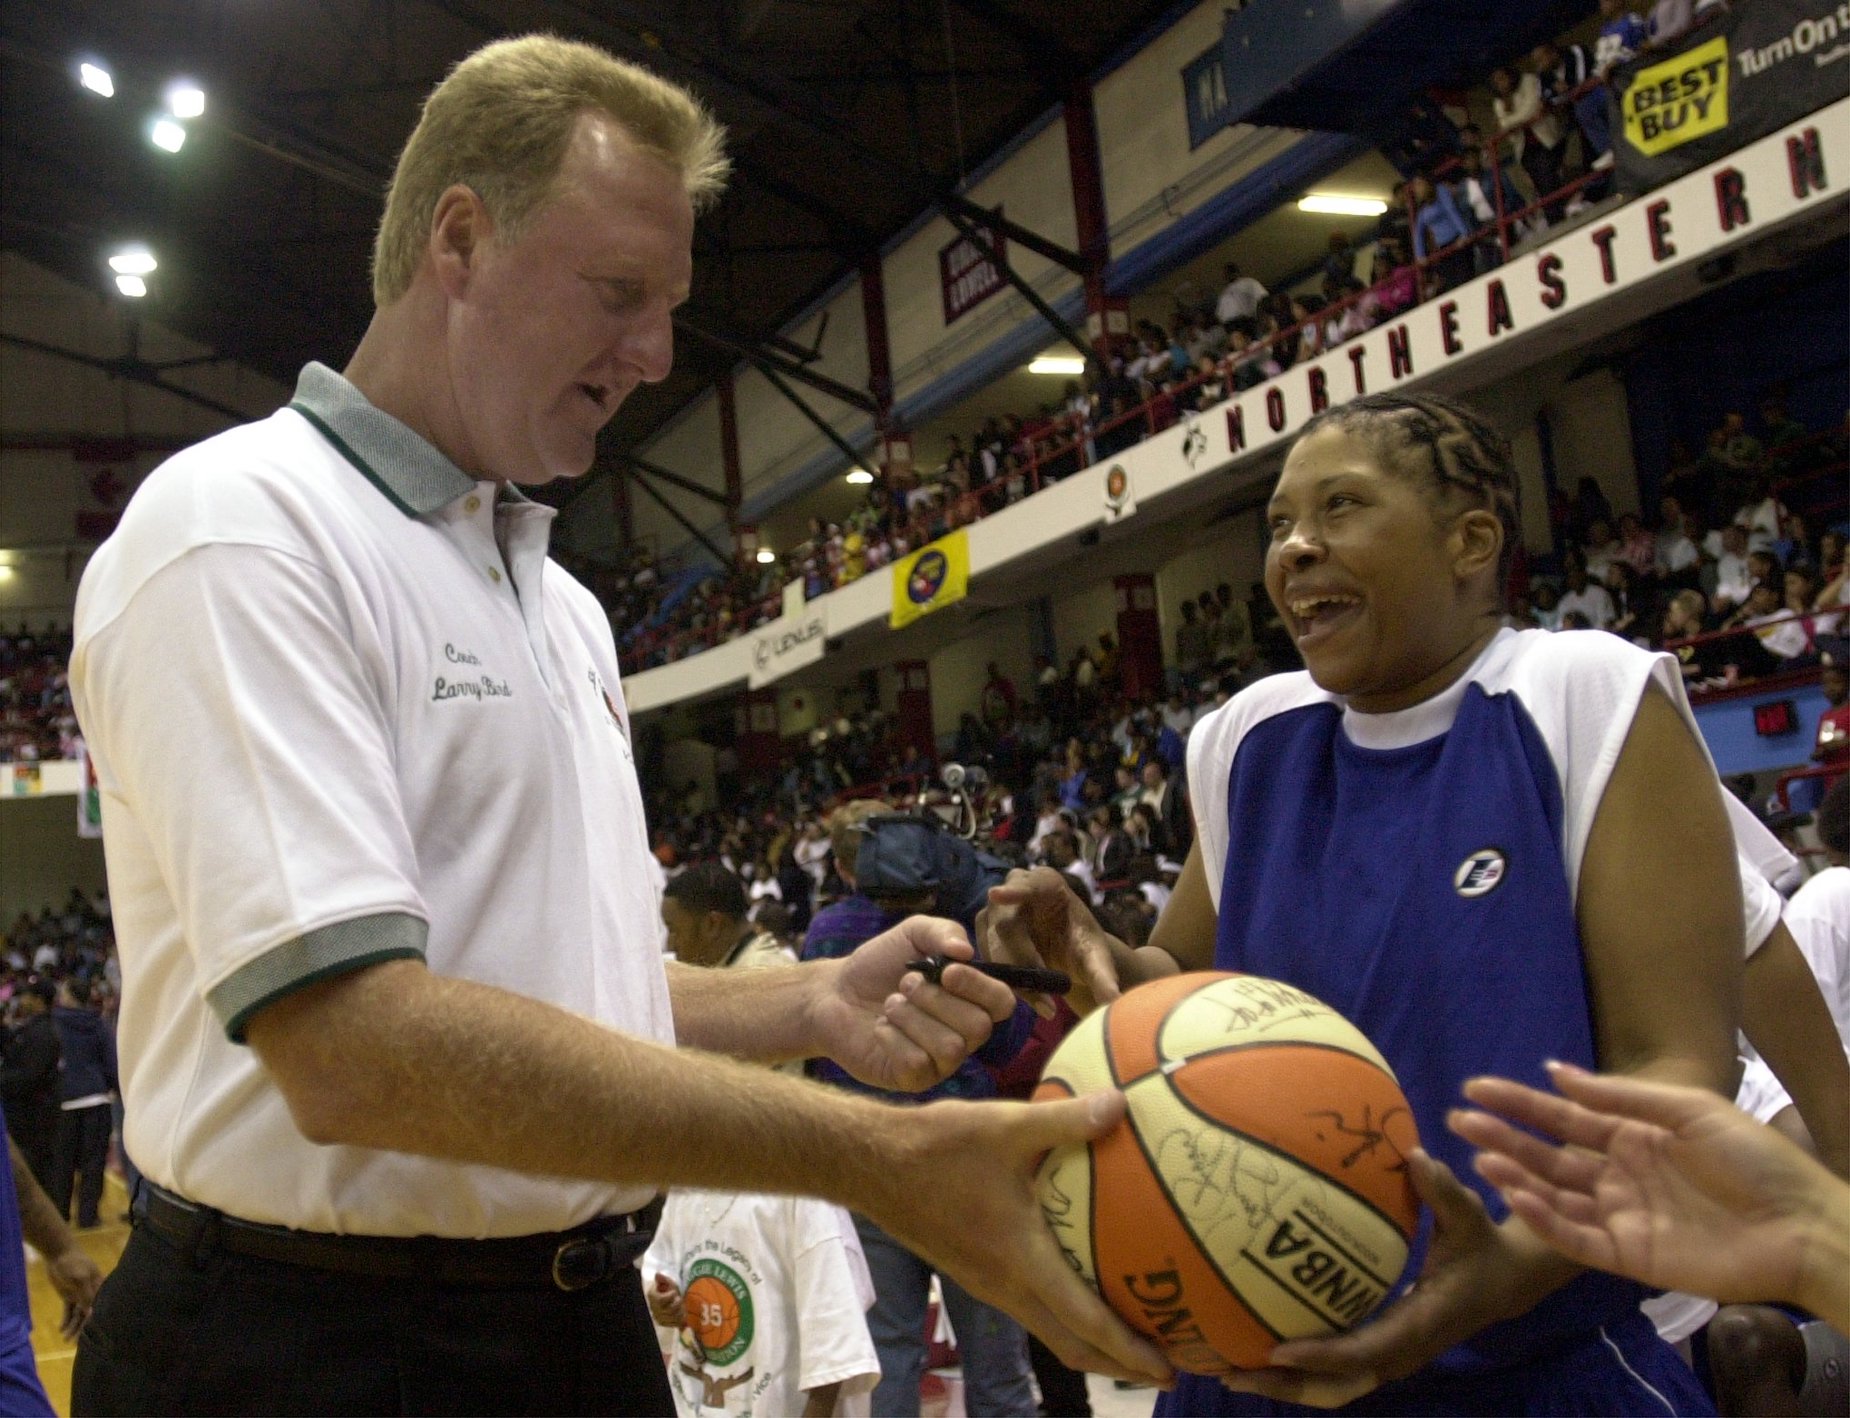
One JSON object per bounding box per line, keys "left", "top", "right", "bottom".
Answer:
{"left": 753, "top": 637, "right": 772, "bottom": 671}
{"left": 1453, "top": 849, "right": 1508, "bottom": 898}
{"left": 683, "top": 1258, "right": 754, "bottom": 1366}
{"left": 908, "top": 549, "right": 948, "bottom": 604}
{"left": 1105, "top": 465, "right": 1129, "bottom": 502}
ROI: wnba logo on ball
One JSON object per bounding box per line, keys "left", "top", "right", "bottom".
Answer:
{"left": 683, "top": 1257, "right": 754, "bottom": 1366}
{"left": 908, "top": 550, "right": 949, "bottom": 604}
{"left": 1453, "top": 849, "right": 1507, "bottom": 897}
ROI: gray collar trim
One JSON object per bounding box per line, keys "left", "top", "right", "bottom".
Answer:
{"left": 289, "top": 362, "right": 477, "bottom": 517}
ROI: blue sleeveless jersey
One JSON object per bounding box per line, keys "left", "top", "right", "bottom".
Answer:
{"left": 1161, "top": 630, "right": 1746, "bottom": 1415}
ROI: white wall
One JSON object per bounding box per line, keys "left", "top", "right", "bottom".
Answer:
{"left": 1154, "top": 513, "right": 1265, "bottom": 654}
{"left": 1545, "top": 367, "right": 1641, "bottom": 522}
{"left": 0, "top": 796, "right": 107, "bottom": 920}
{"left": 926, "top": 606, "right": 1035, "bottom": 739}
{"left": 1051, "top": 579, "right": 1121, "bottom": 670}
{"left": 1094, "top": 3, "right": 1305, "bottom": 255}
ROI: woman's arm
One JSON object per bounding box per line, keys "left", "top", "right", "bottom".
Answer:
{"left": 1226, "top": 686, "right": 1744, "bottom": 1408}
{"left": 1742, "top": 922, "right": 1850, "bottom": 1177}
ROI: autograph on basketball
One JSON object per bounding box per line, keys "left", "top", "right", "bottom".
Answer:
{"left": 1306, "top": 1103, "right": 1413, "bottom": 1171}
{"left": 1157, "top": 1127, "right": 1290, "bottom": 1243}
{"left": 1196, "top": 978, "right": 1331, "bottom": 1038}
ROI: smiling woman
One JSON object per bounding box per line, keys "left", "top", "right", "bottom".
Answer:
{"left": 984, "top": 391, "right": 1781, "bottom": 1415}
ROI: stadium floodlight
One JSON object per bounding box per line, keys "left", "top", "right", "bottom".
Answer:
{"left": 115, "top": 274, "right": 149, "bottom": 298}
{"left": 78, "top": 62, "right": 114, "bottom": 98}
{"left": 846, "top": 468, "right": 875, "bottom": 485}
{"left": 755, "top": 548, "right": 776, "bottom": 564}
{"left": 1028, "top": 355, "right": 1086, "bottom": 375}
{"left": 1298, "top": 194, "right": 1388, "bottom": 217}
{"left": 150, "top": 118, "right": 187, "bottom": 153}
{"left": 166, "top": 81, "right": 206, "bottom": 119}
{"left": 108, "top": 246, "right": 157, "bottom": 275}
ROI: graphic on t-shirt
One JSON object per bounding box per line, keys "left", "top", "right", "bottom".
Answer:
{"left": 684, "top": 1256, "right": 755, "bottom": 1365}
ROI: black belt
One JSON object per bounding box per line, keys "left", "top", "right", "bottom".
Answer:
{"left": 136, "top": 1182, "right": 662, "bottom": 1292}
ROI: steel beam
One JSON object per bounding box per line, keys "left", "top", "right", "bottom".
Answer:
{"left": 749, "top": 360, "right": 871, "bottom": 477}
{"left": 1, "top": 334, "right": 254, "bottom": 423}
{"left": 625, "top": 464, "right": 731, "bottom": 567}
{"left": 628, "top": 455, "right": 730, "bottom": 507}
{"left": 941, "top": 195, "right": 1087, "bottom": 275}
{"left": 677, "top": 312, "right": 877, "bottom": 414}
{"left": 939, "top": 209, "right": 1093, "bottom": 370}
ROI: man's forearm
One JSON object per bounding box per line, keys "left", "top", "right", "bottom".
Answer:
{"left": 667, "top": 957, "right": 832, "bottom": 1062}
{"left": 249, "top": 961, "right": 910, "bottom": 1211}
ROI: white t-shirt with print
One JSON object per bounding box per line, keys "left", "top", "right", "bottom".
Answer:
{"left": 645, "top": 1191, "right": 879, "bottom": 1418}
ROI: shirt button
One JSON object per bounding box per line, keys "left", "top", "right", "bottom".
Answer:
{"left": 464, "top": 495, "right": 481, "bottom": 514}
{"left": 488, "top": 566, "right": 503, "bottom": 583}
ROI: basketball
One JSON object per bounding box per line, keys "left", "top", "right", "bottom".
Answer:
{"left": 1033, "top": 972, "right": 1420, "bottom": 1376}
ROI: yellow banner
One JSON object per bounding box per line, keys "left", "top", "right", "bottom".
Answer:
{"left": 1622, "top": 36, "right": 1729, "bottom": 157}
{"left": 889, "top": 529, "right": 970, "bottom": 629}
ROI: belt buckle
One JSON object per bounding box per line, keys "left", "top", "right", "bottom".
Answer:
{"left": 552, "top": 1236, "right": 607, "bottom": 1292}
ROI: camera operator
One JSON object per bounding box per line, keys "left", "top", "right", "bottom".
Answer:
{"left": 799, "top": 798, "right": 1038, "bottom": 1417}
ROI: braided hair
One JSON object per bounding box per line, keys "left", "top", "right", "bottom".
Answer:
{"left": 1297, "top": 393, "right": 1521, "bottom": 606}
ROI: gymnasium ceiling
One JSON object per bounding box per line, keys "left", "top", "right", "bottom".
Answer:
{"left": 0, "top": 0, "right": 1185, "bottom": 486}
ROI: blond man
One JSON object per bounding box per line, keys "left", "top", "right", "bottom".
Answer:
{"left": 69, "top": 36, "right": 1163, "bottom": 1415}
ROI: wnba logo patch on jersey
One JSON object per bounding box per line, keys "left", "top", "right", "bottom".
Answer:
{"left": 1453, "top": 849, "right": 1507, "bottom": 897}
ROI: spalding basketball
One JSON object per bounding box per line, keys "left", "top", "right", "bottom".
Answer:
{"left": 1033, "top": 972, "right": 1419, "bottom": 1376}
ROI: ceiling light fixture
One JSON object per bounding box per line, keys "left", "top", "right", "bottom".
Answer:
{"left": 115, "top": 274, "right": 148, "bottom": 298}
{"left": 166, "top": 81, "right": 206, "bottom": 119}
{"left": 150, "top": 118, "right": 187, "bottom": 153}
{"left": 755, "top": 548, "right": 776, "bottom": 564}
{"left": 845, "top": 468, "right": 875, "bottom": 485}
{"left": 78, "top": 62, "right": 114, "bottom": 98}
{"left": 1297, "top": 194, "right": 1388, "bottom": 217}
{"left": 1028, "top": 355, "right": 1086, "bottom": 375}
{"left": 108, "top": 247, "right": 157, "bottom": 275}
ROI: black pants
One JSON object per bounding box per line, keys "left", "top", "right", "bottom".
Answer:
{"left": 56, "top": 1104, "right": 111, "bottom": 1227}
{"left": 73, "top": 1223, "right": 673, "bottom": 1416}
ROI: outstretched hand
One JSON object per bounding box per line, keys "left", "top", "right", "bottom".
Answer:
{"left": 1217, "top": 1148, "right": 1562, "bottom": 1408}
{"left": 870, "top": 1089, "right": 1175, "bottom": 1391}
{"left": 1450, "top": 1061, "right": 1836, "bottom": 1310}
{"left": 979, "top": 866, "right": 1127, "bottom": 1017}
{"left": 812, "top": 915, "right": 1016, "bottom": 1092}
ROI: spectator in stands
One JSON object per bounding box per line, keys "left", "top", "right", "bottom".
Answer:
{"left": 1369, "top": 235, "right": 1419, "bottom": 318}
{"left": 797, "top": 803, "right": 1041, "bottom": 1415}
{"left": 1214, "top": 261, "right": 1267, "bottom": 326}
{"left": 980, "top": 661, "right": 1016, "bottom": 730}
{"left": 1594, "top": 0, "right": 1649, "bottom": 80}
{"left": 1558, "top": 556, "right": 1617, "bottom": 630}
{"left": 661, "top": 863, "right": 796, "bottom": 971}
{"left": 1814, "top": 664, "right": 1849, "bottom": 789}
{"left": 1320, "top": 232, "right": 1355, "bottom": 287}
{"left": 50, "top": 982, "right": 115, "bottom": 1230}
{"left": 1740, "top": 579, "right": 1812, "bottom": 665}
{"left": 1643, "top": 0, "right": 1697, "bottom": 49}
{"left": 1139, "top": 759, "right": 1191, "bottom": 858}
{"left": 1455, "top": 146, "right": 1527, "bottom": 270}
{"left": 1174, "top": 600, "right": 1212, "bottom": 686}
{"left": 1735, "top": 475, "right": 1790, "bottom": 555}
{"left": 0, "top": 983, "right": 61, "bottom": 1197}
{"left": 1410, "top": 173, "right": 1473, "bottom": 291}
{"left": 1532, "top": 39, "right": 1606, "bottom": 206}
{"left": 1713, "top": 523, "right": 1754, "bottom": 614}
{"left": 1490, "top": 65, "right": 1567, "bottom": 223}
{"left": 1655, "top": 499, "right": 1703, "bottom": 586}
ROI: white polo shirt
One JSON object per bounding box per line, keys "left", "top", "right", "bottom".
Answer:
{"left": 71, "top": 362, "right": 671, "bottom": 1238}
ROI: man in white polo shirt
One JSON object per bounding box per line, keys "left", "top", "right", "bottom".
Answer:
{"left": 67, "top": 35, "right": 1165, "bottom": 1416}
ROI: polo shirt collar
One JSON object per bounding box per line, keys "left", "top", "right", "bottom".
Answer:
{"left": 288, "top": 362, "right": 480, "bottom": 518}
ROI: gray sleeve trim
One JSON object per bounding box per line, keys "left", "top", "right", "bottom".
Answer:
{"left": 210, "top": 912, "right": 428, "bottom": 1044}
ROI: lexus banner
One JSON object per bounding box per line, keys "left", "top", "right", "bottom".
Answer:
{"left": 1612, "top": 0, "right": 1850, "bottom": 194}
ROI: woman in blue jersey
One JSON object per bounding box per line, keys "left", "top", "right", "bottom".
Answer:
{"left": 986, "top": 393, "right": 1755, "bottom": 1415}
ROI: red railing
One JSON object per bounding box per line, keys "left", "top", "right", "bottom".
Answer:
{"left": 617, "top": 42, "right": 1815, "bottom": 677}
{"left": 1660, "top": 606, "right": 1843, "bottom": 695}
